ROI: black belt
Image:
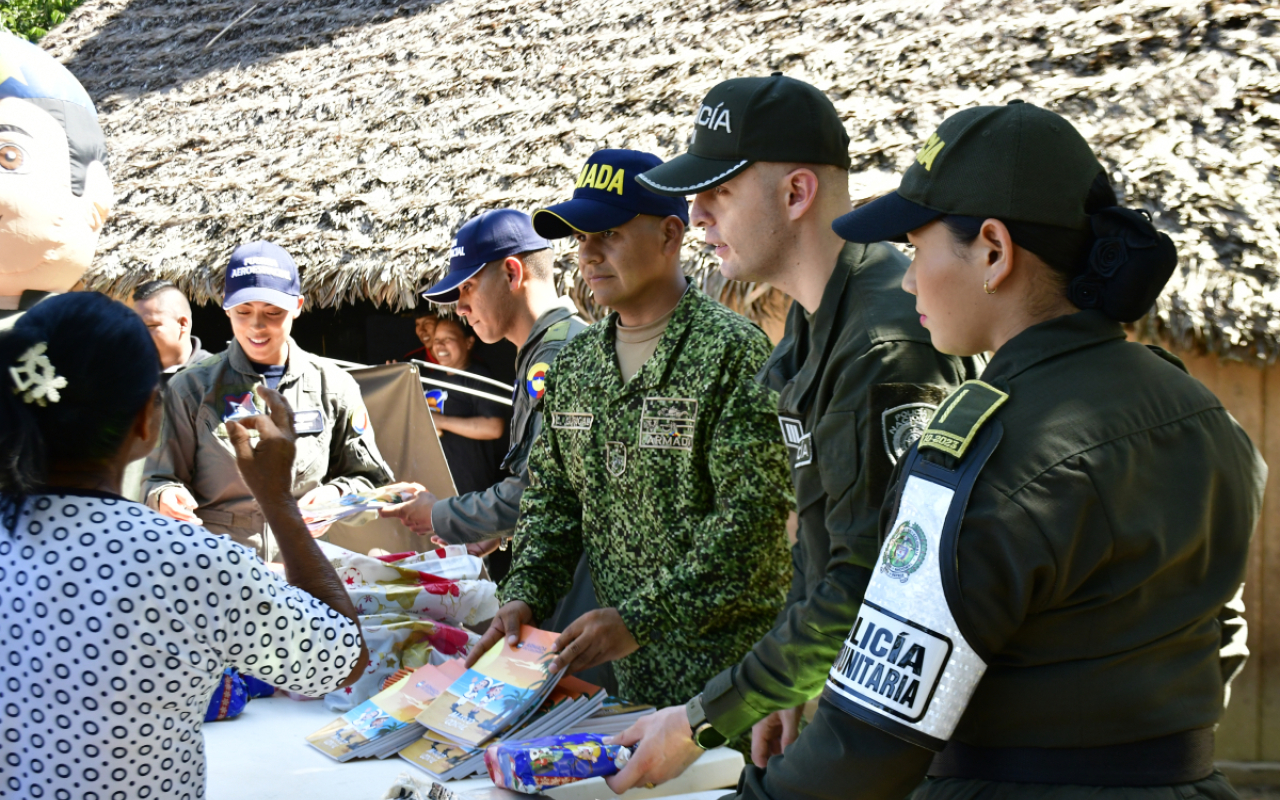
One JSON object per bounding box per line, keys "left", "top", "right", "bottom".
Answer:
{"left": 927, "top": 728, "right": 1215, "bottom": 787}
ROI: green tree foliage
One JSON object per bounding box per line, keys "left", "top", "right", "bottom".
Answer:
{"left": 1, "top": 0, "right": 85, "bottom": 41}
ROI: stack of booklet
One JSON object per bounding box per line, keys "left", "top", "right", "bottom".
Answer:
{"left": 306, "top": 659, "right": 467, "bottom": 761}
{"left": 306, "top": 625, "right": 659, "bottom": 782}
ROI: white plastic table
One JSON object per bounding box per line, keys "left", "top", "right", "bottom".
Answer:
{"left": 204, "top": 695, "right": 744, "bottom": 800}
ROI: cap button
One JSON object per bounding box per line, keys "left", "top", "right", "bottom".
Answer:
{"left": 1007, "top": 99, "right": 1025, "bottom": 104}
{"left": 771, "top": 71, "right": 782, "bottom": 77}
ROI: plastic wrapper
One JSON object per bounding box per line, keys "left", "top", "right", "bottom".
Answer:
{"left": 484, "top": 733, "right": 631, "bottom": 793}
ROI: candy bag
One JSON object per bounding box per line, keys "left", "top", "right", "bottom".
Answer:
{"left": 484, "top": 733, "right": 631, "bottom": 793}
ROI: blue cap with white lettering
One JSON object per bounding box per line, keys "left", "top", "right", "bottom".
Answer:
{"left": 532, "top": 149, "right": 690, "bottom": 239}
{"left": 222, "top": 241, "right": 301, "bottom": 310}
{"left": 422, "top": 209, "right": 551, "bottom": 303}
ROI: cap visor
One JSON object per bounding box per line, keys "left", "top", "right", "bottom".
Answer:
{"left": 532, "top": 200, "right": 637, "bottom": 239}
{"left": 422, "top": 261, "right": 487, "bottom": 304}
{"left": 636, "top": 153, "right": 752, "bottom": 196}
{"left": 832, "top": 192, "right": 944, "bottom": 244}
{"left": 222, "top": 287, "right": 299, "bottom": 311}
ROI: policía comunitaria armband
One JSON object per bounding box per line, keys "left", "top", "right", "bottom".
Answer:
{"left": 824, "top": 380, "right": 1008, "bottom": 751}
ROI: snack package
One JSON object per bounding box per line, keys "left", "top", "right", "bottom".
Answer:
{"left": 484, "top": 733, "right": 630, "bottom": 793}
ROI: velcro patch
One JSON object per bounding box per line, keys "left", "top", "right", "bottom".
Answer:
{"left": 918, "top": 380, "right": 1007, "bottom": 460}
{"left": 551, "top": 412, "right": 593, "bottom": 431}
{"left": 638, "top": 397, "right": 697, "bottom": 451}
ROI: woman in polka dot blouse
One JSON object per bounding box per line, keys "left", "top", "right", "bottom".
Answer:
{"left": 0, "top": 293, "right": 369, "bottom": 800}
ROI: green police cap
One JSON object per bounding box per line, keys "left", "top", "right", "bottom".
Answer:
{"left": 637, "top": 73, "right": 851, "bottom": 196}
{"left": 833, "top": 100, "right": 1105, "bottom": 243}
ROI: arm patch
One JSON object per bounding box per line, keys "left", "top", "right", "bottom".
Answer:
{"left": 868, "top": 383, "right": 949, "bottom": 507}
{"left": 918, "top": 380, "right": 1008, "bottom": 460}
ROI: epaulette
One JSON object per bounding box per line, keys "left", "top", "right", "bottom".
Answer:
{"left": 1145, "top": 344, "right": 1189, "bottom": 374}
{"left": 918, "top": 380, "right": 1008, "bottom": 461}
{"left": 543, "top": 320, "right": 572, "bottom": 342}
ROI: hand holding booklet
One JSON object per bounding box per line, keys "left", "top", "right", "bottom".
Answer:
{"left": 300, "top": 484, "right": 419, "bottom": 533}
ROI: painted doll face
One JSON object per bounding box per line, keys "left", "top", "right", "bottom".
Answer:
{"left": 0, "top": 96, "right": 112, "bottom": 297}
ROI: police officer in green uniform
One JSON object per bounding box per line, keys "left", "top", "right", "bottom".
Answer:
{"left": 606, "top": 74, "right": 980, "bottom": 791}
{"left": 143, "top": 241, "right": 394, "bottom": 561}
{"left": 468, "top": 149, "right": 794, "bottom": 711}
{"left": 718, "top": 101, "right": 1266, "bottom": 800}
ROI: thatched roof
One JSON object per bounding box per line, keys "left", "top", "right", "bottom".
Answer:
{"left": 41, "top": 0, "right": 1280, "bottom": 359}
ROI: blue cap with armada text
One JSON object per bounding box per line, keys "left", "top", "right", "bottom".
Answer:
{"left": 222, "top": 241, "right": 301, "bottom": 310}
{"left": 532, "top": 149, "right": 691, "bottom": 239}
{"left": 423, "top": 209, "right": 551, "bottom": 303}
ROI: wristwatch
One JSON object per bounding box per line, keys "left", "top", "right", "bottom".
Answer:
{"left": 686, "top": 694, "right": 728, "bottom": 749}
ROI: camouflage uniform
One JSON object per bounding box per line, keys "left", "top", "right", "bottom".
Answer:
{"left": 499, "top": 284, "right": 794, "bottom": 707}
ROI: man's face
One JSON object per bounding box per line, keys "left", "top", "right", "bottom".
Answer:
{"left": 573, "top": 215, "right": 679, "bottom": 313}
{"left": 414, "top": 315, "right": 438, "bottom": 348}
{"left": 0, "top": 97, "right": 112, "bottom": 297}
{"left": 133, "top": 294, "right": 188, "bottom": 369}
{"left": 226, "top": 299, "right": 302, "bottom": 366}
{"left": 432, "top": 319, "right": 474, "bottom": 369}
{"left": 456, "top": 259, "right": 518, "bottom": 345}
{"left": 689, "top": 165, "right": 787, "bottom": 284}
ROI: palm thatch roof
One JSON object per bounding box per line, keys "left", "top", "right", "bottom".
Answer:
{"left": 40, "top": 0, "right": 1280, "bottom": 359}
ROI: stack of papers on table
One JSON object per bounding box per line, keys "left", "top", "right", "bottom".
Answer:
{"left": 306, "top": 659, "right": 465, "bottom": 762}
{"left": 561, "top": 696, "right": 657, "bottom": 736}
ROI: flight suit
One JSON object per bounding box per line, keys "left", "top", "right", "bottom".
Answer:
{"left": 733, "top": 310, "right": 1265, "bottom": 800}
{"left": 701, "top": 241, "right": 979, "bottom": 738}
{"left": 499, "top": 284, "right": 794, "bottom": 708}
{"left": 143, "top": 338, "right": 393, "bottom": 559}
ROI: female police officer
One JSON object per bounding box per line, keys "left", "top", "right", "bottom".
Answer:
{"left": 721, "top": 101, "right": 1266, "bottom": 800}
{"left": 142, "top": 241, "right": 393, "bottom": 560}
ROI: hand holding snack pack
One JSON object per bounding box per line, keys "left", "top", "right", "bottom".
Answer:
{"left": 485, "top": 733, "right": 631, "bottom": 794}
{"left": 300, "top": 482, "right": 425, "bottom": 534}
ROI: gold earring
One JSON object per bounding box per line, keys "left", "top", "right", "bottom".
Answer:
{"left": 984, "top": 280, "right": 996, "bottom": 295}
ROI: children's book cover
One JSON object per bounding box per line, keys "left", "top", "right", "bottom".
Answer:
{"left": 416, "top": 626, "right": 560, "bottom": 748}
{"left": 307, "top": 676, "right": 415, "bottom": 760}
{"left": 399, "top": 731, "right": 480, "bottom": 777}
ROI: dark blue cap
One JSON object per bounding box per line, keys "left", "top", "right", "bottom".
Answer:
{"left": 423, "top": 209, "right": 551, "bottom": 303}
{"left": 532, "top": 149, "right": 690, "bottom": 239}
{"left": 222, "top": 241, "right": 301, "bottom": 310}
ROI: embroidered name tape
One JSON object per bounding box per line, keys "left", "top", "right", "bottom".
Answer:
{"left": 293, "top": 408, "right": 325, "bottom": 435}
{"left": 918, "top": 380, "right": 1007, "bottom": 460}
{"left": 551, "top": 412, "right": 593, "bottom": 431}
{"left": 638, "top": 397, "right": 697, "bottom": 450}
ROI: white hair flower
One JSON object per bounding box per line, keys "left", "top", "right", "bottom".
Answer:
{"left": 9, "top": 342, "right": 68, "bottom": 407}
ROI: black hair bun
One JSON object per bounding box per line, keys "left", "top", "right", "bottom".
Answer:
{"left": 1068, "top": 206, "right": 1177, "bottom": 323}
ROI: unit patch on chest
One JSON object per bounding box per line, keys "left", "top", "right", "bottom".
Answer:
{"left": 638, "top": 397, "right": 697, "bottom": 451}
{"left": 778, "top": 415, "right": 813, "bottom": 468}
{"left": 551, "top": 412, "right": 594, "bottom": 431}
{"left": 606, "top": 441, "right": 627, "bottom": 476}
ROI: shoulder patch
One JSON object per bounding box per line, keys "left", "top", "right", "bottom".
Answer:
{"left": 525, "top": 362, "right": 550, "bottom": 400}
{"left": 350, "top": 404, "right": 371, "bottom": 435}
{"left": 544, "top": 320, "right": 572, "bottom": 342}
{"left": 917, "top": 380, "right": 1008, "bottom": 460}
{"left": 868, "top": 383, "right": 949, "bottom": 504}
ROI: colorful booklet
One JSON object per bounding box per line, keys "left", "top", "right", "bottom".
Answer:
{"left": 415, "top": 626, "right": 563, "bottom": 749}
{"left": 399, "top": 731, "right": 482, "bottom": 781}
{"left": 306, "top": 659, "right": 465, "bottom": 761}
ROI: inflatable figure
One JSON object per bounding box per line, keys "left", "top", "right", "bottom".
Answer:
{"left": 0, "top": 30, "right": 112, "bottom": 323}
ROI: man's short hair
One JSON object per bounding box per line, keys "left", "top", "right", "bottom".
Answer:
{"left": 519, "top": 248, "right": 555, "bottom": 282}
{"left": 132, "top": 279, "right": 179, "bottom": 303}
{"left": 132, "top": 279, "right": 191, "bottom": 318}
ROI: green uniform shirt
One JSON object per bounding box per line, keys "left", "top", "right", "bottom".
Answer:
{"left": 142, "top": 338, "right": 394, "bottom": 558}
{"left": 499, "top": 284, "right": 794, "bottom": 708}
{"left": 430, "top": 299, "right": 588, "bottom": 543}
{"left": 930, "top": 310, "right": 1263, "bottom": 750}
{"left": 703, "top": 242, "right": 978, "bottom": 737}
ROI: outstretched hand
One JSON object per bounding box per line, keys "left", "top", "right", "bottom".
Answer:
{"left": 225, "top": 387, "right": 297, "bottom": 504}
{"left": 466, "top": 600, "right": 533, "bottom": 668}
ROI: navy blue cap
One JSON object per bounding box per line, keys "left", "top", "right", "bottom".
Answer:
{"left": 532, "top": 149, "right": 690, "bottom": 239}
{"left": 423, "top": 209, "right": 551, "bottom": 303}
{"left": 222, "top": 241, "right": 301, "bottom": 310}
